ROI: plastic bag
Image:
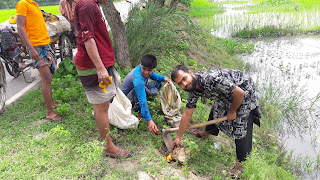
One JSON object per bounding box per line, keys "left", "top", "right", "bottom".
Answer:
{"left": 0, "top": 27, "right": 21, "bottom": 58}
{"left": 160, "top": 82, "right": 182, "bottom": 128}
{"left": 108, "top": 88, "right": 139, "bottom": 129}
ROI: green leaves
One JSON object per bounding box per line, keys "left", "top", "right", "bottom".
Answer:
{"left": 54, "top": 57, "right": 78, "bottom": 77}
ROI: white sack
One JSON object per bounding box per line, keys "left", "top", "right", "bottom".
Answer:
{"left": 108, "top": 88, "right": 139, "bottom": 129}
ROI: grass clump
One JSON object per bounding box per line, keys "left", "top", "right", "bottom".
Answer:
{"left": 233, "top": 25, "right": 297, "bottom": 38}
{"left": 125, "top": 1, "right": 201, "bottom": 66}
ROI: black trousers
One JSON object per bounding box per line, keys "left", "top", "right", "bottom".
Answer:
{"left": 205, "top": 110, "right": 254, "bottom": 162}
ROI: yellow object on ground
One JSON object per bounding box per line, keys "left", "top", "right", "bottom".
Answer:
{"left": 166, "top": 153, "right": 172, "bottom": 162}
{"left": 9, "top": 16, "right": 16, "bottom": 24}
{"left": 99, "top": 76, "right": 113, "bottom": 94}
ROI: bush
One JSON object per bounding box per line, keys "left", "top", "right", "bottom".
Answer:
{"left": 125, "top": 1, "right": 200, "bottom": 66}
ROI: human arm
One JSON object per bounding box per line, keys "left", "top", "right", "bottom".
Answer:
{"left": 150, "top": 71, "right": 165, "bottom": 82}
{"left": 16, "top": 15, "right": 39, "bottom": 60}
{"left": 133, "top": 77, "right": 158, "bottom": 134}
{"left": 171, "top": 108, "right": 194, "bottom": 151}
{"left": 150, "top": 72, "right": 171, "bottom": 83}
{"left": 227, "top": 86, "right": 244, "bottom": 121}
{"left": 84, "top": 38, "right": 111, "bottom": 85}
{"left": 77, "top": 0, "right": 111, "bottom": 85}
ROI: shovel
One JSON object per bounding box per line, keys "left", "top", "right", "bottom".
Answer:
{"left": 162, "top": 116, "right": 227, "bottom": 152}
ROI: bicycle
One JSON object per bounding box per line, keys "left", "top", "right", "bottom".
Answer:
{"left": 0, "top": 60, "right": 5, "bottom": 113}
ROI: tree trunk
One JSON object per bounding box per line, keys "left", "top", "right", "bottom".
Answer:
{"left": 101, "top": 2, "right": 132, "bottom": 69}
{"left": 170, "top": 0, "right": 179, "bottom": 9}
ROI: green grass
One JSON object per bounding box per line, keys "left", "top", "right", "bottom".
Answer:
{"left": 0, "top": 8, "right": 16, "bottom": 23}
{"left": 189, "top": 0, "right": 224, "bottom": 17}
{"left": 0, "top": 1, "right": 297, "bottom": 179}
{"left": 0, "top": 5, "right": 59, "bottom": 23}
{"left": 249, "top": 0, "right": 320, "bottom": 13}
{"left": 233, "top": 25, "right": 297, "bottom": 38}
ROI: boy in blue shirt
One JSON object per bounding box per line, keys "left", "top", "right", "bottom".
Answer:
{"left": 121, "top": 55, "right": 171, "bottom": 134}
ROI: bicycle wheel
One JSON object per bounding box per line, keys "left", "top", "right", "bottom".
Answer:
{"left": 5, "top": 57, "right": 20, "bottom": 78}
{"left": 0, "top": 61, "right": 6, "bottom": 113}
{"left": 59, "top": 34, "right": 73, "bottom": 62}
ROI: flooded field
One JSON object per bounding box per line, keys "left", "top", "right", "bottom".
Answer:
{"left": 208, "top": 0, "right": 320, "bottom": 178}
{"left": 241, "top": 36, "right": 320, "bottom": 156}
{"left": 241, "top": 35, "right": 320, "bottom": 179}
{"left": 208, "top": 3, "right": 320, "bottom": 38}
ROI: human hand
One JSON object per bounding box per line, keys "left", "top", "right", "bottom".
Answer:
{"left": 171, "top": 137, "right": 181, "bottom": 152}
{"left": 29, "top": 48, "right": 39, "bottom": 61}
{"left": 97, "top": 68, "right": 112, "bottom": 85}
{"left": 147, "top": 120, "right": 159, "bottom": 135}
{"left": 164, "top": 77, "right": 171, "bottom": 83}
{"left": 227, "top": 111, "right": 237, "bottom": 121}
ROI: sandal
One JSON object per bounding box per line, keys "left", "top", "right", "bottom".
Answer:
{"left": 46, "top": 114, "right": 63, "bottom": 122}
{"left": 230, "top": 164, "right": 243, "bottom": 179}
{"left": 105, "top": 148, "right": 131, "bottom": 159}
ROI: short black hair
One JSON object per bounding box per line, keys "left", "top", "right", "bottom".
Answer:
{"left": 141, "top": 54, "right": 157, "bottom": 69}
{"left": 171, "top": 65, "right": 189, "bottom": 81}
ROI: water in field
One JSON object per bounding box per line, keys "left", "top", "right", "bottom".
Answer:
{"left": 209, "top": 1, "right": 320, "bottom": 178}
{"left": 241, "top": 36, "right": 320, "bottom": 179}
{"left": 208, "top": 3, "right": 320, "bottom": 39}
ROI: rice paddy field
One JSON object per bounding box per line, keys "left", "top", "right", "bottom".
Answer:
{"left": 195, "top": 0, "right": 320, "bottom": 38}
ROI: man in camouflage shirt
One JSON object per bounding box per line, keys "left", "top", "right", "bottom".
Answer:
{"left": 170, "top": 65, "right": 261, "bottom": 178}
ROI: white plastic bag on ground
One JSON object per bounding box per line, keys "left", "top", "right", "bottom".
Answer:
{"left": 160, "top": 82, "right": 182, "bottom": 128}
{"left": 108, "top": 88, "right": 139, "bottom": 129}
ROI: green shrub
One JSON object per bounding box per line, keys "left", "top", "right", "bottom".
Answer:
{"left": 125, "top": 1, "right": 200, "bottom": 66}
{"left": 180, "top": 0, "right": 192, "bottom": 7}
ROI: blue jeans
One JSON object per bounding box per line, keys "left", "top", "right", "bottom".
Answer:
{"left": 127, "top": 80, "right": 162, "bottom": 112}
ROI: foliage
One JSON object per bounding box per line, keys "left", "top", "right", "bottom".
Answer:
{"left": 125, "top": 1, "right": 201, "bottom": 66}
{"left": 53, "top": 57, "right": 78, "bottom": 77}
{"left": 242, "top": 149, "right": 296, "bottom": 179}
{"left": 233, "top": 25, "right": 297, "bottom": 38}
{"left": 179, "top": 0, "right": 192, "bottom": 7}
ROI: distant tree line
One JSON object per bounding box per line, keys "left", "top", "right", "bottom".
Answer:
{"left": 0, "top": 0, "right": 59, "bottom": 9}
